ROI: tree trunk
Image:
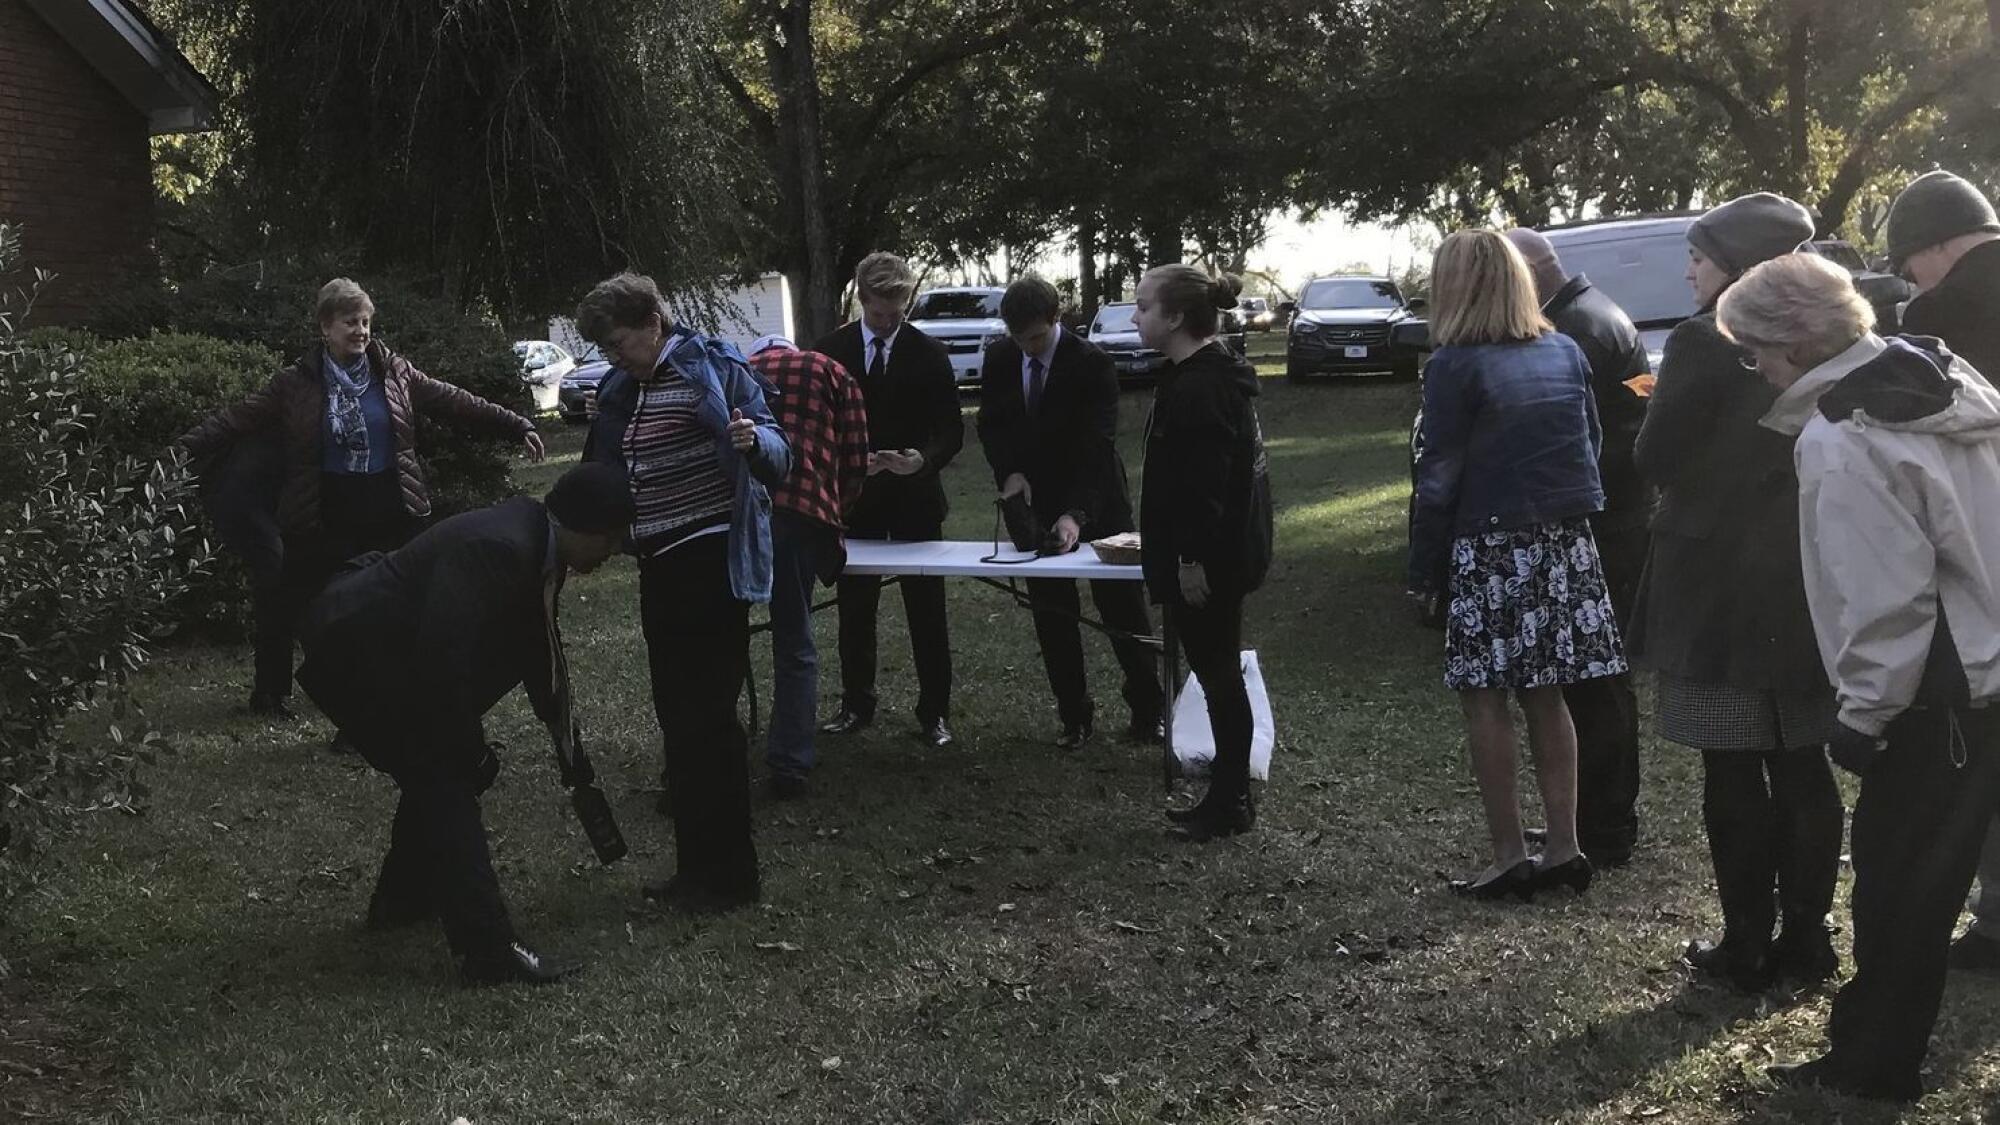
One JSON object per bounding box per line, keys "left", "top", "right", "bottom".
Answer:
{"left": 776, "top": 0, "right": 843, "bottom": 342}
{"left": 1077, "top": 214, "right": 1100, "bottom": 323}
{"left": 1144, "top": 221, "right": 1182, "bottom": 267}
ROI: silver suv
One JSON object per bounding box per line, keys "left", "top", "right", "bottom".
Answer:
{"left": 908, "top": 287, "right": 1007, "bottom": 387}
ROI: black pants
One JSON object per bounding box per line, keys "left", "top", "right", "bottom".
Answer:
{"left": 362, "top": 729, "right": 514, "bottom": 960}
{"left": 640, "top": 534, "right": 758, "bottom": 896}
{"left": 256, "top": 472, "right": 412, "bottom": 702}
{"left": 1560, "top": 518, "right": 1647, "bottom": 857}
{"left": 1700, "top": 747, "right": 1842, "bottom": 955}
{"left": 1177, "top": 596, "right": 1251, "bottom": 797}
{"left": 1827, "top": 705, "right": 2000, "bottom": 1091}
{"left": 1028, "top": 576, "right": 1163, "bottom": 728}
{"left": 836, "top": 523, "right": 952, "bottom": 723}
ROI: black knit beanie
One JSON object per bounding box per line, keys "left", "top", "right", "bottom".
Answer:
{"left": 1886, "top": 171, "right": 2000, "bottom": 266}
{"left": 1687, "top": 192, "right": 1816, "bottom": 276}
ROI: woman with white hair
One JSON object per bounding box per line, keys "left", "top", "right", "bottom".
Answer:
{"left": 1723, "top": 252, "right": 2000, "bottom": 1103}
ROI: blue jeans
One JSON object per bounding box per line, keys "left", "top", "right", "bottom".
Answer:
{"left": 766, "top": 511, "right": 829, "bottom": 778}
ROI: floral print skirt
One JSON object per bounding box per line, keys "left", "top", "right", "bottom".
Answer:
{"left": 1443, "top": 516, "right": 1629, "bottom": 691}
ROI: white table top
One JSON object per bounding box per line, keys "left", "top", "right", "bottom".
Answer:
{"left": 843, "top": 539, "right": 1143, "bottom": 581}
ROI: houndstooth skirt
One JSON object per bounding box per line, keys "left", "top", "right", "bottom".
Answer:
{"left": 1442, "top": 516, "right": 1629, "bottom": 691}
{"left": 1655, "top": 671, "right": 1838, "bottom": 751}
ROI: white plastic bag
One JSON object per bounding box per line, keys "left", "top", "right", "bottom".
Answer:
{"left": 1171, "top": 650, "right": 1275, "bottom": 780}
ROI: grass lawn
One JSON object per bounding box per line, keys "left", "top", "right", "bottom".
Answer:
{"left": 8, "top": 338, "right": 2000, "bottom": 1122}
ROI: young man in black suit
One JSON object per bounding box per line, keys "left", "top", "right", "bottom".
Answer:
{"left": 295, "top": 463, "right": 631, "bottom": 985}
{"left": 811, "top": 252, "right": 964, "bottom": 747}
{"left": 977, "top": 276, "right": 1163, "bottom": 748}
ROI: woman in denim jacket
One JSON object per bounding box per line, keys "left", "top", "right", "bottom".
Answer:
{"left": 577, "top": 272, "right": 790, "bottom": 913}
{"left": 1410, "top": 230, "right": 1626, "bottom": 901}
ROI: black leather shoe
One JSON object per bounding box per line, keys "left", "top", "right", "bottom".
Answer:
{"left": 1949, "top": 930, "right": 2000, "bottom": 973}
{"left": 1684, "top": 937, "right": 1775, "bottom": 992}
{"left": 820, "top": 709, "right": 873, "bottom": 736}
{"left": 1167, "top": 792, "right": 1255, "bottom": 842}
{"left": 1055, "top": 721, "right": 1094, "bottom": 751}
{"left": 1528, "top": 854, "right": 1594, "bottom": 897}
{"left": 1767, "top": 1056, "right": 1919, "bottom": 1103}
{"left": 766, "top": 773, "right": 809, "bottom": 801}
{"left": 641, "top": 875, "right": 760, "bottom": 914}
{"left": 1125, "top": 716, "right": 1166, "bottom": 745}
{"left": 1449, "top": 859, "right": 1536, "bottom": 901}
{"left": 920, "top": 718, "right": 954, "bottom": 749}
{"left": 247, "top": 693, "right": 298, "bottom": 721}
{"left": 460, "top": 941, "right": 579, "bottom": 986}
{"left": 1772, "top": 928, "right": 1839, "bottom": 985}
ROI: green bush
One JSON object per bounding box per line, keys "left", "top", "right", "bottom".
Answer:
{"left": 0, "top": 225, "right": 211, "bottom": 908}
{"left": 78, "top": 332, "right": 280, "bottom": 452}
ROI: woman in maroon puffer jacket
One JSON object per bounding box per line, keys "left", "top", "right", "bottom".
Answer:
{"left": 181, "top": 278, "right": 544, "bottom": 729}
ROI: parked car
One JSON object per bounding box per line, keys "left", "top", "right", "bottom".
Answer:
{"left": 1281, "top": 276, "right": 1425, "bottom": 382}
{"left": 1807, "top": 238, "right": 1913, "bottom": 332}
{"left": 1238, "top": 296, "right": 1277, "bottom": 332}
{"left": 557, "top": 357, "right": 611, "bottom": 423}
{"left": 1088, "top": 302, "right": 1166, "bottom": 383}
{"left": 908, "top": 287, "right": 1007, "bottom": 388}
{"left": 514, "top": 340, "right": 576, "bottom": 413}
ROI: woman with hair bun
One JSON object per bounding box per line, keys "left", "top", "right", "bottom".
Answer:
{"left": 1409, "top": 229, "right": 1625, "bottom": 901}
{"left": 1134, "top": 265, "right": 1274, "bottom": 841}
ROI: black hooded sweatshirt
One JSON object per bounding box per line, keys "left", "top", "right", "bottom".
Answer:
{"left": 1139, "top": 341, "right": 1274, "bottom": 605}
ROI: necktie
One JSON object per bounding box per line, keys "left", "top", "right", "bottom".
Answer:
{"left": 1027, "top": 356, "right": 1047, "bottom": 415}
{"left": 868, "top": 336, "right": 887, "bottom": 380}
{"left": 542, "top": 567, "right": 579, "bottom": 775}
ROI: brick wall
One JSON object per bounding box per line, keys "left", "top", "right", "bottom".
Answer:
{"left": 0, "top": 0, "right": 157, "bottom": 326}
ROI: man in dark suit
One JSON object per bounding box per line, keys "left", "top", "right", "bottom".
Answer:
{"left": 812, "top": 251, "right": 965, "bottom": 747}
{"left": 1509, "top": 227, "right": 1651, "bottom": 868}
{"left": 977, "top": 276, "right": 1162, "bottom": 747}
{"left": 295, "top": 463, "right": 631, "bottom": 985}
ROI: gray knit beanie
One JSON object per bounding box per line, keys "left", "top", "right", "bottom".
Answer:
{"left": 1687, "top": 193, "right": 1816, "bottom": 275}
{"left": 1886, "top": 171, "right": 2000, "bottom": 266}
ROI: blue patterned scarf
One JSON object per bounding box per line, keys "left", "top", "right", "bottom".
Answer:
{"left": 323, "top": 349, "right": 374, "bottom": 473}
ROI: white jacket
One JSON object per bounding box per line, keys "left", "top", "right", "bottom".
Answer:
{"left": 1761, "top": 334, "right": 2000, "bottom": 736}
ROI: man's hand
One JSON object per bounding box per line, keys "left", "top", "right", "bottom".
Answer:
{"left": 1828, "top": 722, "right": 1887, "bottom": 777}
{"left": 1050, "top": 514, "right": 1081, "bottom": 553}
{"left": 726, "top": 408, "right": 757, "bottom": 452}
{"left": 1000, "top": 473, "right": 1033, "bottom": 506}
{"left": 1178, "top": 560, "right": 1210, "bottom": 608}
{"left": 522, "top": 431, "right": 547, "bottom": 462}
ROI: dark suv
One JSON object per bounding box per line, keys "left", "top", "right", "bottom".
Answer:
{"left": 1282, "top": 276, "right": 1424, "bottom": 382}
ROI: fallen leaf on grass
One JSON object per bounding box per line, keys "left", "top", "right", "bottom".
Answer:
{"left": 756, "top": 941, "right": 804, "bottom": 953}
{"left": 821, "top": 1055, "right": 842, "bottom": 1071}
{"left": 1111, "top": 920, "right": 1159, "bottom": 935}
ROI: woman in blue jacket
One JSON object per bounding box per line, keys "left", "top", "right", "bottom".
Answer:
{"left": 1409, "top": 230, "right": 1626, "bottom": 901}
{"left": 576, "top": 272, "right": 790, "bottom": 912}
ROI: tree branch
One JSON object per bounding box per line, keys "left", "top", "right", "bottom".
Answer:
{"left": 702, "top": 43, "right": 778, "bottom": 152}
{"left": 844, "top": 1, "right": 1078, "bottom": 152}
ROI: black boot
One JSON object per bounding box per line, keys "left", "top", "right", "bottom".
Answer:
{"left": 1168, "top": 786, "right": 1255, "bottom": 841}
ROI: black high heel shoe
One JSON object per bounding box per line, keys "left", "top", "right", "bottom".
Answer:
{"left": 1529, "top": 854, "right": 1594, "bottom": 897}
{"left": 1449, "top": 859, "right": 1536, "bottom": 901}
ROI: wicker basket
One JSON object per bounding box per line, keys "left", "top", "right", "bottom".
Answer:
{"left": 1089, "top": 533, "right": 1143, "bottom": 566}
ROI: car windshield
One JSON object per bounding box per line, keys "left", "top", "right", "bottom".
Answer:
{"left": 1300, "top": 279, "right": 1400, "bottom": 310}
{"left": 1549, "top": 232, "right": 1698, "bottom": 326}
{"left": 1093, "top": 304, "right": 1136, "bottom": 332}
{"left": 910, "top": 292, "right": 1001, "bottom": 319}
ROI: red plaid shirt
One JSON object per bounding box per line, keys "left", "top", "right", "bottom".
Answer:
{"left": 751, "top": 346, "right": 869, "bottom": 530}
